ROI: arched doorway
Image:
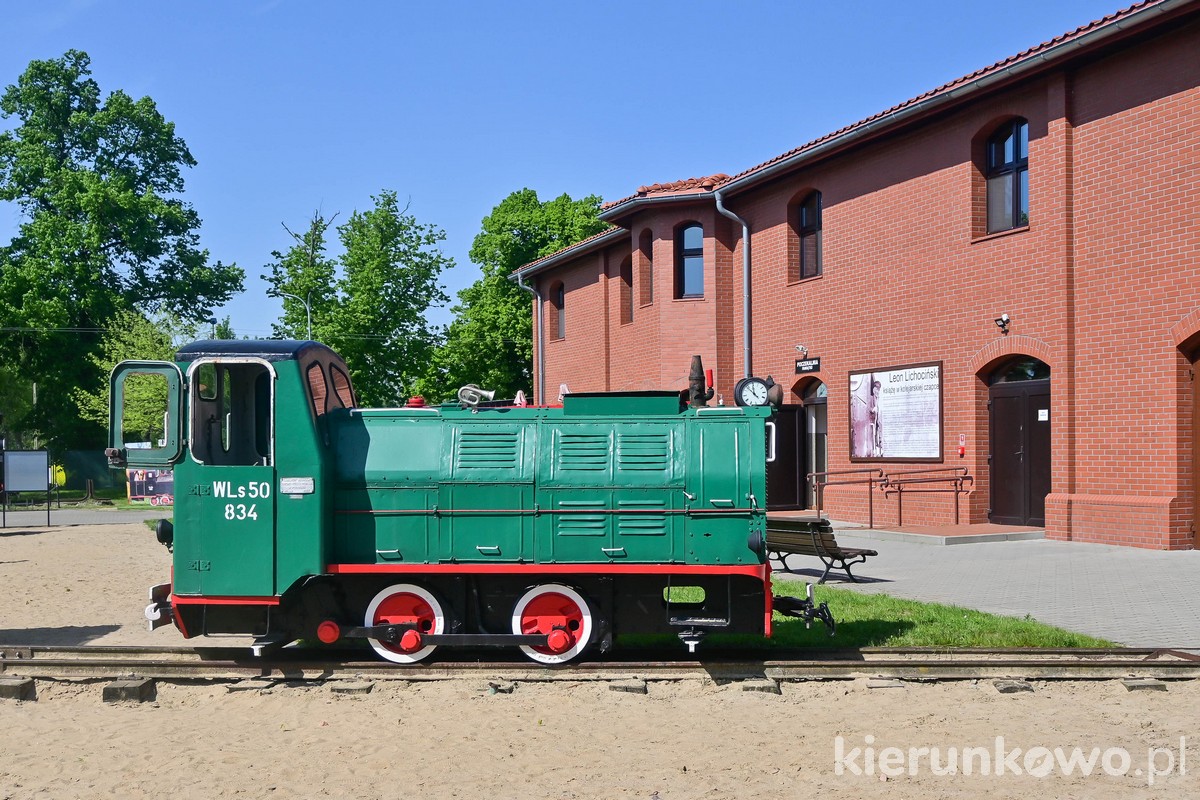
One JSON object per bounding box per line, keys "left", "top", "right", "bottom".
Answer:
{"left": 988, "top": 357, "right": 1051, "bottom": 526}
{"left": 768, "top": 381, "right": 827, "bottom": 510}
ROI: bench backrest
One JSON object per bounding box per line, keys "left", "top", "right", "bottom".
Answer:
{"left": 765, "top": 525, "right": 845, "bottom": 556}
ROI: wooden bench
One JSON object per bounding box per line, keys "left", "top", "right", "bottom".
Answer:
{"left": 765, "top": 516, "right": 878, "bottom": 584}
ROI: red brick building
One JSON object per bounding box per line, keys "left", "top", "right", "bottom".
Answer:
{"left": 513, "top": 0, "right": 1200, "bottom": 549}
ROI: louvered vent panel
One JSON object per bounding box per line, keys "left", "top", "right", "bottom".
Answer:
{"left": 557, "top": 500, "right": 608, "bottom": 534}
{"left": 617, "top": 499, "right": 668, "bottom": 536}
{"left": 557, "top": 433, "right": 610, "bottom": 471}
{"left": 456, "top": 430, "right": 519, "bottom": 470}
{"left": 617, "top": 432, "right": 670, "bottom": 472}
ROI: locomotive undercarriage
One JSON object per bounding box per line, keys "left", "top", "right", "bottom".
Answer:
{"left": 167, "top": 572, "right": 772, "bottom": 664}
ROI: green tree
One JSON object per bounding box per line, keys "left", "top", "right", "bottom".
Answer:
{"left": 263, "top": 211, "right": 338, "bottom": 341}
{"left": 213, "top": 316, "right": 236, "bottom": 340}
{"left": 264, "top": 192, "right": 450, "bottom": 406}
{"left": 72, "top": 309, "right": 200, "bottom": 440}
{"left": 0, "top": 50, "right": 243, "bottom": 448}
{"left": 416, "top": 189, "right": 606, "bottom": 401}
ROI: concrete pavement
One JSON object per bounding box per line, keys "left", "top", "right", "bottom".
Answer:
{"left": 773, "top": 522, "right": 1200, "bottom": 648}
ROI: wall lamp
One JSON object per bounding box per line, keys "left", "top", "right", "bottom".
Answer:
{"left": 994, "top": 313, "right": 1011, "bottom": 334}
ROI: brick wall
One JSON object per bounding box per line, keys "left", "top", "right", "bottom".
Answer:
{"left": 528, "top": 14, "right": 1200, "bottom": 549}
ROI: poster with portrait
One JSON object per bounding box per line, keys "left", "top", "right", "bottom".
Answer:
{"left": 127, "top": 468, "right": 175, "bottom": 506}
{"left": 849, "top": 362, "right": 942, "bottom": 461}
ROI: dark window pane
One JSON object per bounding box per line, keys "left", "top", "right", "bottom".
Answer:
{"left": 987, "top": 174, "right": 1013, "bottom": 232}
{"left": 682, "top": 255, "right": 704, "bottom": 296}
{"left": 991, "top": 358, "right": 1050, "bottom": 384}
{"left": 682, "top": 224, "right": 703, "bottom": 251}
{"left": 800, "top": 230, "right": 821, "bottom": 279}
{"left": 800, "top": 192, "right": 821, "bottom": 231}
{"left": 1018, "top": 168, "right": 1029, "bottom": 226}
{"left": 554, "top": 285, "right": 565, "bottom": 339}
{"left": 984, "top": 119, "right": 1029, "bottom": 234}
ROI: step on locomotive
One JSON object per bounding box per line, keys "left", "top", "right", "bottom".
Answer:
{"left": 108, "top": 340, "right": 833, "bottom": 664}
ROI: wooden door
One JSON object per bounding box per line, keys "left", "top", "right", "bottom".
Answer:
{"left": 989, "top": 379, "right": 1051, "bottom": 526}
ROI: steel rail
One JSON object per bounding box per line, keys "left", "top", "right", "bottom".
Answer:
{"left": 3, "top": 645, "right": 1200, "bottom": 683}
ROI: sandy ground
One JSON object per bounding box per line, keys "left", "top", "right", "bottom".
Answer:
{"left": 2, "top": 525, "right": 1198, "bottom": 799}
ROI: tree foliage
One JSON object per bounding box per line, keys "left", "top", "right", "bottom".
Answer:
{"left": 72, "top": 309, "right": 199, "bottom": 441}
{"left": 264, "top": 192, "right": 450, "bottom": 406}
{"left": 416, "top": 189, "right": 606, "bottom": 401}
{"left": 264, "top": 211, "right": 338, "bottom": 342}
{"left": 0, "top": 50, "right": 243, "bottom": 448}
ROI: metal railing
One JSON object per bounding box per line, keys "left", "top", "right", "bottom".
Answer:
{"left": 879, "top": 467, "right": 974, "bottom": 526}
{"left": 808, "top": 468, "right": 885, "bottom": 528}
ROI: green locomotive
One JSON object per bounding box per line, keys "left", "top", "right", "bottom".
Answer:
{"left": 109, "top": 340, "right": 830, "bottom": 663}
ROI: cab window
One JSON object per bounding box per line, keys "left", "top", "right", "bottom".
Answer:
{"left": 190, "top": 361, "right": 273, "bottom": 466}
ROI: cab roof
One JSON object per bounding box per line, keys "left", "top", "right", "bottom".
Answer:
{"left": 175, "top": 339, "right": 340, "bottom": 363}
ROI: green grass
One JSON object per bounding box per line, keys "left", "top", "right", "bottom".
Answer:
{"left": 50, "top": 487, "right": 152, "bottom": 511}
{"left": 624, "top": 577, "right": 1114, "bottom": 651}
{"left": 783, "top": 581, "right": 1113, "bottom": 648}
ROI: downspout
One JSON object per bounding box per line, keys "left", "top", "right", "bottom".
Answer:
{"left": 714, "top": 189, "right": 752, "bottom": 379}
{"left": 515, "top": 270, "right": 544, "bottom": 405}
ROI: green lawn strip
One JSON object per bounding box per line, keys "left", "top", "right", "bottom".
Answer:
{"left": 43, "top": 487, "right": 152, "bottom": 511}
{"left": 622, "top": 577, "right": 1113, "bottom": 652}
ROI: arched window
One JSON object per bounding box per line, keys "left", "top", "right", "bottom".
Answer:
{"left": 331, "top": 364, "right": 356, "bottom": 407}
{"left": 675, "top": 223, "right": 704, "bottom": 298}
{"left": 619, "top": 255, "right": 633, "bottom": 325}
{"left": 549, "top": 281, "right": 565, "bottom": 340}
{"left": 986, "top": 119, "right": 1029, "bottom": 233}
{"left": 638, "top": 229, "right": 653, "bottom": 306}
{"left": 797, "top": 191, "right": 822, "bottom": 280}
{"left": 306, "top": 362, "right": 328, "bottom": 416}
{"left": 989, "top": 357, "right": 1049, "bottom": 384}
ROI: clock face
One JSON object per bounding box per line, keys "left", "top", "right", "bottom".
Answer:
{"left": 738, "top": 378, "right": 769, "bottom": 406}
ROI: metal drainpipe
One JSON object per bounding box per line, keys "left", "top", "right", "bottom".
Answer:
{"left": 714, "top": 189, "right": 751, "bottom": 379}
{"left": 515, "top": 270, "right": 544, "bottom": 405}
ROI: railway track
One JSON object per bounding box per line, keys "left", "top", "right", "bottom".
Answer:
{"left": 3, "top": 645, "right": 1199, "bottom": 683}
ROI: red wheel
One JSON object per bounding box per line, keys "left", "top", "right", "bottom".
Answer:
{"left": 511, "top": 584, "right": 594, "bottom": 665}
{"left": 364, "top": 583, "right": 445, "bottom": 664}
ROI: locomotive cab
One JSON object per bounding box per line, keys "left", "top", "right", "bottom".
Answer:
{"left": 110, "top": 340, "right": 350, "bottom": 632}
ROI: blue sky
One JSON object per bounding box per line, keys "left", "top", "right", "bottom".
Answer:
{"left": 0, "top": 0, "right": 1129, "bottom": 336}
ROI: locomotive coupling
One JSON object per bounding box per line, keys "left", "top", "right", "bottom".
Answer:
{"left": 144, "top": 583, "right": 173, "bottom": 631}
{"left": 773, "top": 584, "right": 837, "bottom": 636}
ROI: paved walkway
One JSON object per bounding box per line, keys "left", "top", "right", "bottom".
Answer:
{"left": 0, "top": 507, "right": 163, "bottom": 528}
{"left": 773, "top": 521, "right": 1200, "bottom": 648}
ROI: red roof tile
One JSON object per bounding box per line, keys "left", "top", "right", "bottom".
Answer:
{"left": 513, "top": 225, "right": 624, "bottom": 275}
{"left": 602, "top": 174, "right": 731, "bottom": 210}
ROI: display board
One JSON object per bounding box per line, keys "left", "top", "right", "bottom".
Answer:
{"left": 848, "top": 362, "right": 943, "bottom": 461}
{"left": 4, "top": 450, "right": 50, "bottom": 492}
